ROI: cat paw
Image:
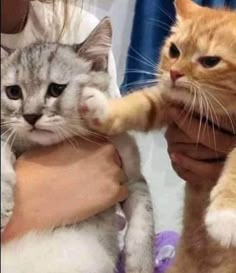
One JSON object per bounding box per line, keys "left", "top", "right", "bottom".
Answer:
{"left": 1, "top": 142, "right": 16, "bottom": 229}
{"left": 205, "top": 209, "right": 236, "bottom": 248}
{"left": 80, "top": 87, "right": 109, "bottom": 132}
{"left": 1, "top": 177, "right": 15, "bottom": 229}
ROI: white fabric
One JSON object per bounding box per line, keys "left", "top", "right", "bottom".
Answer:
{"left": 1, "top": 0, "right": 120, "bottom": 98}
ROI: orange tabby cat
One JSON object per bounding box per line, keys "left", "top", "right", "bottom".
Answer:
{"left": 81, "top": 0, "right": 236, "bottom": 272}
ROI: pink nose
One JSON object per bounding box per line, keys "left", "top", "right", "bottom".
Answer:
{"left": 170, "top": 70, "right": 184, "bottom": 82}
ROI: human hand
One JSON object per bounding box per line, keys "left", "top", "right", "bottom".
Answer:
{"left": 2, "top": 137, "right": 128, "bottom": 243}
{"left": 165, "top": 107, "right": 236, "bottom": 184}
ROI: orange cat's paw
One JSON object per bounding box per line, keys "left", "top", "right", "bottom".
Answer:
{"left": 80, "top": 87, "right": 110, "bottom": 133}
{"left": 205, "top": 208, "right": 236, "bottom": 248}
{"left": 205, "top": 180, "right": 236, "bottom": 248}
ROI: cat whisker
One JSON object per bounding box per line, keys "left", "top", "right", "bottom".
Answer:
{"left": 199, "top": 89, "right": 211, "bottom": 138}
{"left": 122, "top": 69, "right": 161, "bottom": 78}
{"left": 190, "top": 81, "right": 218, "bottom": 151}
{"left": 197, "top": 89, "right": 204, "bottom": 145}
{"left": 149, "top": 18, "right": 172, "bottom": 30}
{"left": 64, "top": 125, "right": 103, "bottom": 146}
{"left": 126, "top": 54, "right": 156, "bottom": 70}
{"left": 148, "top": 19, "right": 172, "bottom": 33}
{"left": 56, "top": 126, "right": 79, "bottom": 150}
{"left": 70, "top": 124, "right": 108, "bottom": 140}
{"left": 122, "top": 79, "right": 159, "bottom": 91}
{"left": 3, "top": 129, "right": 15, "bottom": 151}
{"left": 203, "top": 89, "right": 236, "bottom": 134}
{"left": 1, "top": 127, "right": 13, "bottom": 139}
{"left": 129, "top": 46, "right": 157, "bottom": 68}
{"left": 9, "top": 130, "right": 17, "bottom": 152}
{"left": 151, "top": 0, "right": 175, "bottom": 23}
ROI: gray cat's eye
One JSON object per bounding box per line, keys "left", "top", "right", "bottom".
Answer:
{"left": 198, "top": 56, "right": 221, "bottom": 68}
{"left": 47, "top": 83, "right": 67, "bottom": 98}
{"left": 5, "top": 85, "right": 22, "bottom": 100}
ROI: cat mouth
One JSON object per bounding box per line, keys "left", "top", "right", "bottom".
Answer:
{"left": 29, "top": 128, "right": 54, "bottom": 134}
{"left": 172, "top": 85, "right": 189, "bottom": 92}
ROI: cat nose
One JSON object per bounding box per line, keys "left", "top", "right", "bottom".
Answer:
{"left": 170, "top": 70, "right": 184, "bottom": 82}
{"left": 23, "top": 114, "right": 42, "bottom": 126}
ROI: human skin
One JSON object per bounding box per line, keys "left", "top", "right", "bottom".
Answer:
{"left": 166, "top": 107, "right": 236, "bottom": 184}
{"left": 2, "top": 138, "right": 128, "bottom": 243}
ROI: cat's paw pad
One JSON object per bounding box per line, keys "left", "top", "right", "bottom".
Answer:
{"left": 80, "top": 87, "right": 109, "bottom": 130}
{"left": 205, "top": 209, "right": 236, "bottom": 247}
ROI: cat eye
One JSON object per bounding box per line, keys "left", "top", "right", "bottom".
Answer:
{"left": 198, "top": 56, "right": 221, "bottom": 68}
{"left": 47, "top": 83, "right": 67, "bottom": 98}
{"left": 169, "top": 43, "right": 180, "bottom": 58}
{"left": 5, "top": 85, "right": 22, "bottom": 100}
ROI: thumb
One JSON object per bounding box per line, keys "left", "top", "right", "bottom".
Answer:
{"left": 117, "top": 185, "right": 129, "bottom": 202}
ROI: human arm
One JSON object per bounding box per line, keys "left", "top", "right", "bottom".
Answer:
{"left": 2, "top": 137, "right": 128, "bottom": 243}
{"left": 165, "top": 107, "right": 236, "bottom": 184}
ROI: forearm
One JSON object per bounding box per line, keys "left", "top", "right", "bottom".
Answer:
{"left": 1, "top": 0, "right": 29, "bottom": 34}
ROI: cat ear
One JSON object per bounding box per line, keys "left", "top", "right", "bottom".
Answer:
{"left": 175, "top": 0, "right": 201, "bottom": 18}
{"left": 74, "top": 17, "right": 112, "bottom": 71}
{"left": 1, "top": 46, "right": 14, "bottom": 61}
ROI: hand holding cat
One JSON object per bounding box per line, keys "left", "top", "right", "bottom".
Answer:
{"left": 2, "top": 138, "right": 128, "bottom": 243}
{"left": 166, "top": 107, "right": 236, "bottom": 184}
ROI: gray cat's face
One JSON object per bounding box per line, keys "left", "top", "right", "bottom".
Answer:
{"left": 1, "top": 18, "right": 112, "bottom": 146}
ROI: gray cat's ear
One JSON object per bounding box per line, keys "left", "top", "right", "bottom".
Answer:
{"left": 1, "top": 46, "right": 14, "bottom": 61}
{"left": 74, "top": 17, "right": 112, "bottom": 71}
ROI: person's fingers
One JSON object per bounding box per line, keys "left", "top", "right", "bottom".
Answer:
{"left": 171, "top": 162, "right": 199, "bottom": 184}
{"left": 169, "top": 108, "right": 235, "bottom": 154}
{"left": 165, "top": 123, "right": 193, "bottom": 145}
{"left": 166, "top": 123, "right": 226, "bottom": 160}
{"left": 117, "top": 186, "right": 129, "bottom": 202}
{"left": 171, "top": 153, "right": 224, "bottom": 182}
{"left": 168, "top": 106, "right": 236, "bottom": 133}
{"left": 115, "top": 169, "right": 128, "bottom": 185}
{"left": 210, "top": 113, "right": 236, "bottom": 133}
{"left": 168, "top": 142, "right": 226, "bottom": 161}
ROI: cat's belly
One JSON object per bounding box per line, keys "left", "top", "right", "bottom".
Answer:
{"left": 1, "top": 211, "right": 119, "bottom": 273}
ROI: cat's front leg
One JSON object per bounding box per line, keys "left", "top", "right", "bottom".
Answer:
{"left": 80, "top": 86, "right": 168, "bottom": 135}
{"left": 1, "top": 140, "right": 16, "bottom": 231}
{"left": 122, "top": 179, "right": 155, "bottom": 273}
{"left": 205, "top": 147, "right": 236, "bottom": 247}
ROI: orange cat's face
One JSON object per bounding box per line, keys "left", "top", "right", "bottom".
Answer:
{"left": 159, "top": 0, "right": 236, "bottom": 114}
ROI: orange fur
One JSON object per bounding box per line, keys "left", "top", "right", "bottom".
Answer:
{"left": 84, "top": 1, "right": 236, "bottom": 272}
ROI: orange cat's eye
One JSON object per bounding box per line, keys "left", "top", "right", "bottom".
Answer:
{"left": 198, "top": 56, "right": 221, "bottom": 68}
{"left": 169, "top": 43, "right": 180, "bottom": 59}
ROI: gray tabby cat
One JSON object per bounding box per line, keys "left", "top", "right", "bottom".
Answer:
{"left": 1, "top": 18, "right": 154, "bottom": 273}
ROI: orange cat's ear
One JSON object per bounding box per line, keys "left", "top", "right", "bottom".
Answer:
{"left": 175, "top": 0, "right": 201, "bottom": 18}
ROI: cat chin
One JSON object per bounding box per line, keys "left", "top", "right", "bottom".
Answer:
{"left": 27, "top": 130, "right": 66, "bottom": 146}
